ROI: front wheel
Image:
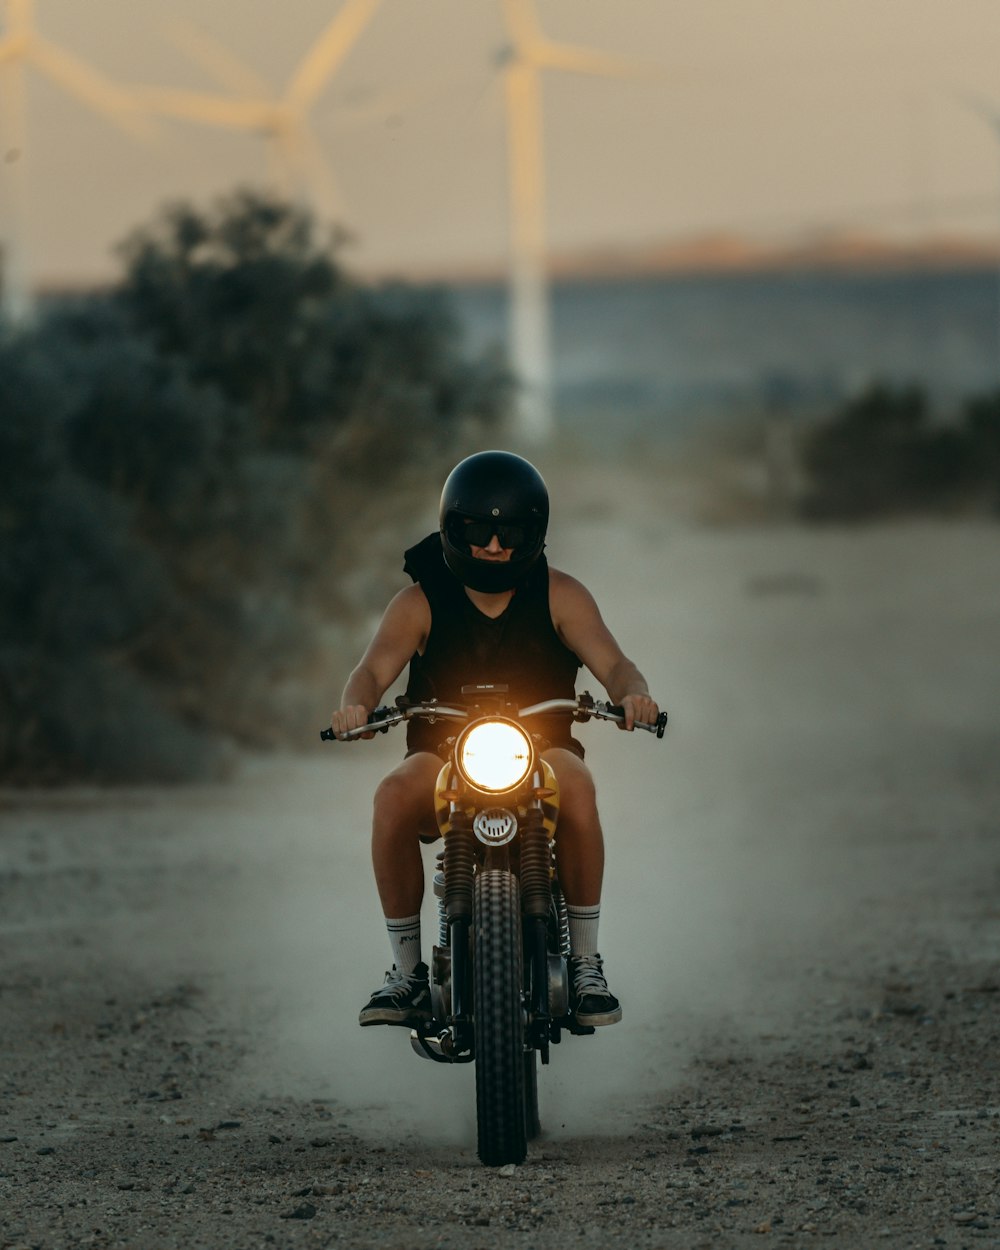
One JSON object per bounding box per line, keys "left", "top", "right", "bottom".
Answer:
{"left": 474, "top": 869, "right": 527, "bottom": 1166}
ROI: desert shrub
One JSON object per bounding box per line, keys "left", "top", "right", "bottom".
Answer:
{"left": 0, "top": 339, "right": 226, "bottom": 780}
{"left": 1, "top": 190, "right": 510, "bottom": 782}
{"left": 961, "top": 391, "right": 1000, "bottom": 511}
{"left": 799, "top": 384, "right": 982, "bottom": 519}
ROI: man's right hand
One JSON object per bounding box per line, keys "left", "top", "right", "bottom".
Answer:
{"left": 330, "top": 704, "right": 375, "bottom": 741}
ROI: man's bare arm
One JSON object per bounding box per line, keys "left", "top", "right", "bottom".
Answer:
{"left": 550, "top": 570, "right": 660, "bottom": 730}
{"left": 331, "top": 585, "right": 430, "bottom": 738}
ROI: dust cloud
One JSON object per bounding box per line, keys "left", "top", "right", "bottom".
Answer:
{"left": 111, "top": 456, "right": 1000, "bottom": 1149}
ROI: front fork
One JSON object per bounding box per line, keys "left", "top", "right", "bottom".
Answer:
{"left": 519, "top": 802, "right": 553, "bottom": 1058}
{"left": 423, "top": 791, "right": 564, "bottom": 1061}
{"left": 442, "top": 810, "right": 475, "bottom": 1054}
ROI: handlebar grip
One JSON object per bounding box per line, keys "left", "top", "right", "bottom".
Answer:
{"left": 320, "top": 704, "right": 397, "bottom": 742}
{"left": 606, "top": 704, "right": 669, "bottom": 738}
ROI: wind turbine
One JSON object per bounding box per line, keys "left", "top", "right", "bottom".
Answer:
{"left": 954, "top": 89, "right": 1000, "bottom": 379}
{"left": 138, "top": 0, "right": 384, "bottom": 222}
{"left": 0, "top": 0, "right": 150, "bottom": 321}
{"left": 497, "top": 0, "right": 653, "bottom": 443}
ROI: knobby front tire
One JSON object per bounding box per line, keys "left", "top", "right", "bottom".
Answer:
{"left": 474, "top": 868, "right": 527, "bottom": 1166}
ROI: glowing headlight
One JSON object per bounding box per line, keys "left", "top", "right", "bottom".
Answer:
{"left": 456, "top": 719, "right": 533, "bottom": 794}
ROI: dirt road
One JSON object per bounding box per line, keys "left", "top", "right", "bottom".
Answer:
{"left": 3, "top": 504, "right": 1000, "bottom": 1248}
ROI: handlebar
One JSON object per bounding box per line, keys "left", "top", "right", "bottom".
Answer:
{"left": 320, "top": 692, "right": 667, "bottom": 742}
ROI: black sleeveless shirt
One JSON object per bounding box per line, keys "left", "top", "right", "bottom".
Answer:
{"left": 402, "top": 533, "right": 583, "bottom": 757}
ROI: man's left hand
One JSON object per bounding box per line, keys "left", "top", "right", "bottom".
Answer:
{"left": 619, "top": 693, "right": 660, "bottom": 731}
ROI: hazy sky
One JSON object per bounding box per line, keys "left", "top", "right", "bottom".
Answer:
{"left": 4, "top": 0, "right": 1000, "bottom": 288}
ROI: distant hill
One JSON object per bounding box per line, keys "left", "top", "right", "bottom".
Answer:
{"left": 35, "top": 228, "right": 1000, "bottom": 298}
{"left": 550, "top": 230, "right": 1000, "bottom": 280}
{"left": 380, "top": 229, "right": 1000, "bottom": 287}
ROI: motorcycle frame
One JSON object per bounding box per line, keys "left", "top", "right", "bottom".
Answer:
{"left": 416, "top": 690, "right": 571, "bottom": 1065}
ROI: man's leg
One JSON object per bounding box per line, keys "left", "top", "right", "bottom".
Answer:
{"left": 371, "top": 752, "right": 441, "bottom": 918}
{"left": 543, "top": 748, "right": 622, "bottom": 1026}
{"left": 543, "top": 748, "right": 603, "bottom": 906}
{"left": 359, "top": 752, "right": 441, "bottom": 1027}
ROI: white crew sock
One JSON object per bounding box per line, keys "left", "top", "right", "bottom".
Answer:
{"left": 567, "top": 903, "right": 601, "bottom": 958}
{"left": 386, "top": 914, "right": 422, "bottom": 975}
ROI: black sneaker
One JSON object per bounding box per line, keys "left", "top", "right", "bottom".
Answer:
{"left": 358, "top": 963, "right": 432, "bottom": 1028}
{"left": 569, "top": 953, "right": 622, "bottom": 1027}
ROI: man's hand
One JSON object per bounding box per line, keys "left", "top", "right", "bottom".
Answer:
{"left": 330, "top": 704, "right": 375, "bottom": 741}
{"left": 619, "top": 693, "right": 660, "bottom": 731}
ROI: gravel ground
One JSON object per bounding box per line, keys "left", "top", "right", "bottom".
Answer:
{"left": 3, "top": 511, "right": 999, "bottom": 1249}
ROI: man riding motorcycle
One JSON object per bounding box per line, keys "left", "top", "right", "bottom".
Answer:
{"left": 330, "top": 450, "right": 660, "bottom": 1031}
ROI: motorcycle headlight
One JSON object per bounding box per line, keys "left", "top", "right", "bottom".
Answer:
{"left": 456, "top": 718, "right": 534, "bottom": 794}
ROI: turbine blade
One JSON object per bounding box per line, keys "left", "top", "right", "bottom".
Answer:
{"left": 4, "top": 0, "right": 33, "bottom": 41}
{"left": 139, "top": 85, "right": 272, "bottom": 133}
{"left": 285, "top": 0, "right": 383, "bottom": 113}
{"left": 162, "top": 16, "right": 269, "bottom": 97}
{"left": 534, "top": 39, "right": 660, "bottom": 81}
{"left": 28, "top": 36, "right": 153, "bottom": 139}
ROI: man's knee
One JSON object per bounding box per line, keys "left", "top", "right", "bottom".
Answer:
{"left": 373, "top": 772, "right": 416, "bottom": 824}
{"left": 562, "top": 779, "right": 598, "bottom": 829}
{"left": 545, "top": 750, "right": 598, "bottom": 822}
{"left": 372, "top": 756, "right": 438, "bottom": 830}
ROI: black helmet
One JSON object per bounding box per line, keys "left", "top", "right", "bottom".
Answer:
{"left": 439, "top": 450, "right": 549, "bottom": 593}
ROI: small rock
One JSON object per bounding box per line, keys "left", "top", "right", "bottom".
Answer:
{"left": 36, "top": 1147, "right": 55, "bottom": 1156}
{"left": 281, "top": 1202, "right": 317, "bottom": 1221}
{"left": 499, "top": 1163, "right": 518, "bottom": 1177}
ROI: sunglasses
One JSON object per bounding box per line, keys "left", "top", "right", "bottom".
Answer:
{"left": 450, "top": 518, "right": 538, "bottom": 549}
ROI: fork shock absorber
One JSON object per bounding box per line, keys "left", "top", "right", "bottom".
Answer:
{"left": 519, "top": 806, "right": 550, "bottom": 919}
{"left": 444, "top": 811, "right": 474, "bottom": 1026}
{"left": 519, "top": 805, "right": 551, "bottom": 1040}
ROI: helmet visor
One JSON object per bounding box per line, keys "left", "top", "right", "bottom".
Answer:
{"left": 447, "top": 516, "right": 539, "bottom": 551}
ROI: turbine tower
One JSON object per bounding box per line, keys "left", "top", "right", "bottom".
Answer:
{"left": 498, "top": 0, "right": 648, "bottom": 443}
{"left": 0, "top": 0, "right": 150, "bottom": 321}
{"left": 139, "top": 0, "right": 384, "bottom": 221}
{"left": 955, "top": 89, "right": 1000, "bottom": 380}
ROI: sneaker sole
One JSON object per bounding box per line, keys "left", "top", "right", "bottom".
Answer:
{"left": 573, "top": 1006, "right": 623, "bottom": 1027}
{"left": 358, "top": 1009, "right": 433, "bottom": 1028}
